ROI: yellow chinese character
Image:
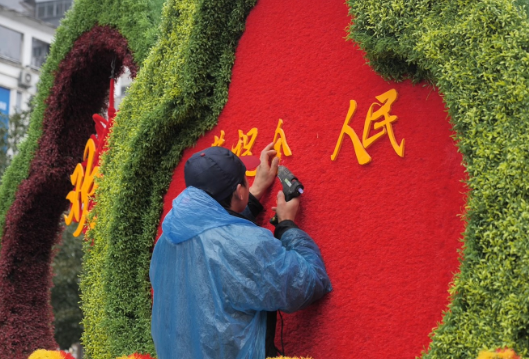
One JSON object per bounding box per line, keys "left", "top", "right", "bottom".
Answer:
{"left": 64, "top": 164, "right": 83, "bottom": 226}
{"left": 232, "top": 128, "right": 258, "bottom": 157}
{"left": 64, "top": 138, "right": 99, "bottom": 237}
{"left": 331, "top": 100, "right": 372, "bottom": 165}
{"left": 362, "top": 89, "right": 404, "bottom": 157}
{"left": 272, "top": 119, "right": 292, "bottom": 159}
{"left": 212, "top": 130, "right": 225, "bottom": 147}
{"left": 231, "top": 128, "right": 258, "bottom": 177}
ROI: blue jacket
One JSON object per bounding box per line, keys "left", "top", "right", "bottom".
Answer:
{"left": 150, "top": 187, "right": 332, "bottom": 359}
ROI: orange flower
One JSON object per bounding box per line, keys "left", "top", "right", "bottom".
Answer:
{"left": 476, "top": 348, "right": 521, "bottom": 359}
{"left": 28, "top": 349, "right": 75, "bottom": 359}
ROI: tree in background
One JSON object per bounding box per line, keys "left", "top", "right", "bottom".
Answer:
{"left": 0, "top": 105, "right": 31, "bottom": 183}
{"left": 51, "top": 223, "right": 84, "bottom": 350}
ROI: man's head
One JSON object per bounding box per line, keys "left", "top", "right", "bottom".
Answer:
{"left": 184, "top": 147, "right": 249, "bottom": 212}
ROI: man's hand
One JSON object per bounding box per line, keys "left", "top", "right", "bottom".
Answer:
{"left": 250, "top": 142, "right": 280, "bottom": 200}
{"left": 272, "top": 191, "right": 299, "bottom": 222}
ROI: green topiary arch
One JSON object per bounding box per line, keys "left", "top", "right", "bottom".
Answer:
{"left": 0, "top": 0, "right": 164, "bottom": 358}
{"left": 87, "top": 0, "right": 529, "bottom": 357}
{"left": 2, "top": 0, "right": 529, "bottom": 358}
{"left": 81, "top": 1, "right": 259, "bottom": 357}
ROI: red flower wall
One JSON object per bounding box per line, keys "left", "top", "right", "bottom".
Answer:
{"left": 0, "top": 25, "right": 136, "bottom": 359}
{"left": 159, "top": 1, "right": 468, "bottom": 358}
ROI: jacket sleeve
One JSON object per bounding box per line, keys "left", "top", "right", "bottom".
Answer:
{"left": 208, "top": 225, "right": 332, "bottom": 314}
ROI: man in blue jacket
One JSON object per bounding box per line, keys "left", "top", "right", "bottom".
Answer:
{"left": 150, "top": 143, "right": 332, "bottom": 359}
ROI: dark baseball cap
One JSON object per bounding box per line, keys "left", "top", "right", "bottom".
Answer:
{"left": 184, "top": 147, "right": 247, "bottom": 201}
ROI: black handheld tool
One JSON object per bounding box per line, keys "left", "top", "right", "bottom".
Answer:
{"left": 270, "top": 165, "right": 304, "bottom": 226}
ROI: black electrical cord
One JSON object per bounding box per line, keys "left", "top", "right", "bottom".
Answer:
{"left": 279, "top": 311, "right": 285, "bottom": 356}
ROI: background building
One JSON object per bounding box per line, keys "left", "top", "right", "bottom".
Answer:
{"left": 0, "top": 0, "right": 55, "bottom": 119}
{"left": 34, "top": 0, "right": 73, "bottom": 27}
{"left": 0, "top": 0, "right": 132, "bottom": 118}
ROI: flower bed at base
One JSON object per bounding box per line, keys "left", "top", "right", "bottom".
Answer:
{"left": 28, "top": 348, "right": 523, "bottom": 359}
{"left": 28, "top": 350, "right": 312, "bottom": 359}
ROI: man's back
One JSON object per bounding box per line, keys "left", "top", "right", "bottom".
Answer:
{"left": 150, "top": 187, "right": 331, "bottom": 359}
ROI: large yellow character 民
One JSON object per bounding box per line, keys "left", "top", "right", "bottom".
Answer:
{"left": 363, "top": 89, "right": 404, "bottom": 157}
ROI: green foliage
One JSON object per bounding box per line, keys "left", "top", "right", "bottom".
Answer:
{"left": 51, "top": 222, "right": 84, "bottom": 350}
{"left": 0, "top": 0, "right": 165, "bottom": 245}
{"left": 0, "top": 105, "right": 32, "bottom": 185}
{"left": 515, "top": 0, "right": 529, "bottom": 17}
{"left": 347, "top": 0, "right": 529, "bottom": 358}
{"left": 80, "top": 0, "right": 257, "bottom": 357}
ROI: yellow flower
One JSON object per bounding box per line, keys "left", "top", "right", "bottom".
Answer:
{"left": 477, "top": 349, "right": 521, "bottom": 359}
{"left": 28, "top": 350, "right": 64, "bottom": 359}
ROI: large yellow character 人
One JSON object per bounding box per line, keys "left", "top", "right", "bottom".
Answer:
{"left": 331, "top": 100, "right": 372, "bottom": 165}
{"left": 64, "top": 138, "right": 99, "bottom": 237}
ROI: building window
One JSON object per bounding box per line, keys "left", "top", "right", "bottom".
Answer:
{"left": 36, "top": 0, "right": 73, "bottom": 24}
{"left": 0, "top": 87, "right": 10, "bottom": 116}
{"left": 31, "top": 39, "right": 50, "bottom": 68}
{"left": 0, "top": 26, "right": 22, "bottom": 63}
{"left": 16, "top": 91, "right": 22, "bottom": 113}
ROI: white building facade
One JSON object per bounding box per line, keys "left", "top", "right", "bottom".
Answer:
{"left": 0, "top": 3, "right": 55, "bottom": 117}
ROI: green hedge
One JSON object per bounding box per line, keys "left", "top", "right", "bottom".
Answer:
{"left": 347, "top": 0, "right": 529, "bottom": 357}
{"left": 0, "top": 0, "right": 164, "bottom": 248}
{"left": 81, "top": 0, "right": 257, "bottom": 357}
